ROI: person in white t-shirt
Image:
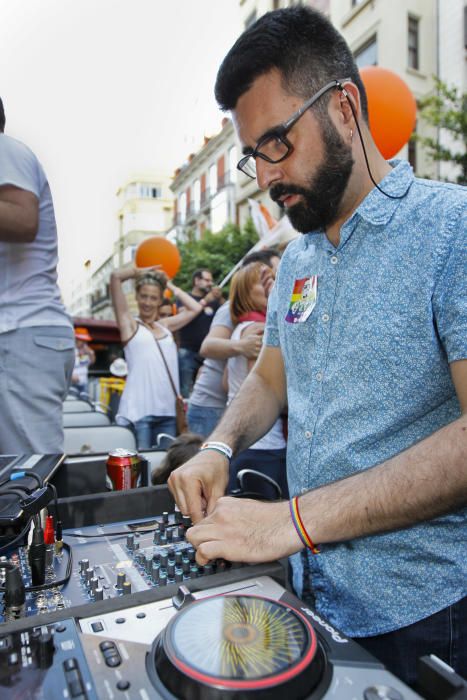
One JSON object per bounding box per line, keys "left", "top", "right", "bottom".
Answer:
{"left": 110, "top": 265, "right": 203, "bottom": 449}
{"left": 0, "top": 97, "right": 75, "bottom": 454}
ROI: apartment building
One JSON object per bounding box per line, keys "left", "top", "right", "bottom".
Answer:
{"left": 87, "top": 175, "right": 174, "bottom": 320}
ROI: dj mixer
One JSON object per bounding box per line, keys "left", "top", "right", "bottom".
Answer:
{"left": 0, "top": 487, "right": 464, "bottom": 699}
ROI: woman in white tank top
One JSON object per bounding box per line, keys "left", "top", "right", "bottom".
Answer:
{"left": 110, "top": 265, "right": 203, "bottom": 449}
{"left": 226, "top": 263, "right": 288, "bottom": 500}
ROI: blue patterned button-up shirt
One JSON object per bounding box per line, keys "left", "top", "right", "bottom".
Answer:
{"left": 264, "top": 161, "right": 467, "bottom": 636}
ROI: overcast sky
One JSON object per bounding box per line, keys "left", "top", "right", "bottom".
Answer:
{"left": 0, "top": 0, "right": 240, "bottom": 303}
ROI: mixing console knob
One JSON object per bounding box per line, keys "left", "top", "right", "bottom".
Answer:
{"left": 152, "top": 563, "right": 160, "bottom": 582}
{"left": 134, "top": 541, "right": 140, "bottom": 550}
{"left": 85, "top": 568, "right": 94, "bottom": 585}
{"left": 160, "top": 551, "right": 169, "bottom": 568}
{"left": 80, "top": 559, "right": 89, "bottom": 576}
{"left": 203, "top": 564, "right": 213, "bottom": 576}
{"left": 166, "top": 529, "right": 173, "bottom": 542}
{"left": 35, "top": 631, "right": 55, "bottom": 669}
{"left": 187, "top": 547, "right": 196, "bottom": 562}
{"left": 145, "top": 555, "right": 152, "bottom": 574}
{"left": 175, "top": 551, "right": 183, "bottom": 565}
{"left": 89, "top": 577, "right": 99, "bottom": 594}
{"left": 182, "top": 515, "right": 191, "bottom": 528}
{"left": 174, "top": 509, "right": 182, "bottom": 524}
{"left": 162, "top": 511, "right": 169, "bottom": 524}
{"left": 190, "top": 564, "right": 199, "bottom": 578}
{"left": 126, "top": 534, "right": 135, "bottom": 550}
{"left": 116, "top": 572, "right": 126, "bottom": 589}
{"left": 168, "top": 547, "right": 175, "bottom": 558}
{"left": 175, "top": 568, "right": 183, "bottom": 582}
{"left": 159, "top": 521, "right": 166, "bottom": 533}
{"left": 172, "top": 528, "right": 181, "bottom": 542}
{"left": 159, "top": 571, "right": 168, "bottom": 586}
{"left": 153, "top": 531, "right": 161, "bottom": 545}
{"left": 122, "top": 581, "right": 132, "bottom": 595}
{"left": 182, "top": 558, "right": 190, "bottom": 574}
{"left": 167, "top": 562, "right": 175, "bottom": 578}
{"left": 94, "top": 587, "right": 104, "bottom": 601}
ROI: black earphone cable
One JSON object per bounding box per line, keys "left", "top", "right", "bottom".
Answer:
{"left": 339, "top": 83, "right": 407, "bottom": 201}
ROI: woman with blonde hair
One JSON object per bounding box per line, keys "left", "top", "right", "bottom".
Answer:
{"left": 110, "top": 265, "right": 203, "bottom": 448}
{"left": 226, "top": 263, "right": 288, "bottom": 499}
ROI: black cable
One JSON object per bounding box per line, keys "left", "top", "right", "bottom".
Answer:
{"left": 339, "top": 82, "right": 407, "bottom": 201}
{"left": 13, "top": 471, "right": 43, "bottom": 489}
{"left": 46, "top": 482, "right": 60, "bottom": 522}
{"left": 0, "top": 542, "right": 73, "bottom": 593}
{"left": 64, "top": 526, "right": 161, "bottom": 538}
{"left": 0, "top": 487, "right": 34, "bottom": 517}
{"left": 0, "top": 517, "right": 33, "bottom": 554}
{"left": 24, "top": 542, "right": 73, "bottom": 592}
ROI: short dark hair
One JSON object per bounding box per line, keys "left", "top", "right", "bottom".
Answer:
{"left": 242, "top": 248, "right": 280, "bottom": 268}
{"left": 192, "top": 268, "right": 211, "bottom": 285}
{"left": 151, "top": 432, "right": 203, "bottom": 485}
{"left": 0, "top": 97, "right": 5, "bottom": 132}
{"left": 215, "top": 6, "right": 367, "bottom": 122}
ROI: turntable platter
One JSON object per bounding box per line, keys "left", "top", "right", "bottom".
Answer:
{"left": 150, "top": 594, "right": 325, "bottom": 699}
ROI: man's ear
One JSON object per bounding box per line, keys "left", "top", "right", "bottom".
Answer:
{"left": 335, "top": 82, "right": 361, "bottom": 128}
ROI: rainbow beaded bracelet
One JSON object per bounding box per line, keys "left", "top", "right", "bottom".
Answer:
{"left": 289, "top": 495, "right": 320, "bottom": 554}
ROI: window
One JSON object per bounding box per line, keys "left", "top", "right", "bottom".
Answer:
{"left": 229, "top": 146, "right": 237, "bottom": 184}
{"left": 209, "top": 163, "right": 217, "bottom": 196}
{"left": 193, "top": 179, "right": 201, "bottom": 213}
{"left": 408, "top": 122, "right": 417, "bottom": 172}
{"left": 354, "top": 36, "right": 377, "bottom": 67}
{"left": 408, "top": 16, "right": 419, "bottom": 70}
{"left": 139, "top": 184, "right": 161, "bottom": 199}
{"left": 178, "top": 192, "right": 186, "bottom": 224}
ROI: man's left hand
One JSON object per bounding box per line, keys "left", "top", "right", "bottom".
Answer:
{"left": 186, "top": 496, "right": 302, "bottom": 565}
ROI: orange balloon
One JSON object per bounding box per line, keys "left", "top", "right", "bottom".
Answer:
{"left": 135, "top": 236, "right": 181, "bottom": 278}
{"left": 360, "top": 66, "right": 417, "bottom": 159}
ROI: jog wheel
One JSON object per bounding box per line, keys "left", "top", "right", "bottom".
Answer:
{"left": 148, "top": 594, "right": 325, "bottom": 699}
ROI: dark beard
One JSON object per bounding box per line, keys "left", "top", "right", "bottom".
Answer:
{"left": 270, "top": 118, "right": 354, "bottom": 233}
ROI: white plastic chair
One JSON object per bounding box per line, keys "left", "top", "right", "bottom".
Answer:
{"left": 63, "top": 412, "right": 111, "bottom": 428}
{"left": 63, "top": 399, "right": 93, "bottom": 413}
{"left": 63, "top": 425, "right": 136, "bottom": 455}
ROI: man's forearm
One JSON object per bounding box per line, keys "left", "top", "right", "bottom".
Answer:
{"left": 209, "top": 370, "right": 284, "bottom": 453}
{"left": 301, "top": 414, "right": 467, "bottom": 545}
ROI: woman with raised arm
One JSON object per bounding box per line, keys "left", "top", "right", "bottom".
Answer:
{"left": 110, "top": 265, "right": 204, "bottom": 449}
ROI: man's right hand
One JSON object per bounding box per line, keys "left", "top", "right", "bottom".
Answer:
{"left": 167, "top": 449, "right": 229, "bottom": 523}
{"left": 239, "top": 330, "right": 263, "bottom": 359}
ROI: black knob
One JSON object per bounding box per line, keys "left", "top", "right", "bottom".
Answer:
{"left": 35, "top": 631, "right": 54, "bottom": 669}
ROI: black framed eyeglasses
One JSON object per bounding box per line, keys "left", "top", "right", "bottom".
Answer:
{"left": 237, "top": 78, "right": 351, "bottom": 179}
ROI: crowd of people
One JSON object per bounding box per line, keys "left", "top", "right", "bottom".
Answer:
{"left": 108, "top": 248, "right": 288, "bottom": 497}
{"left": 0, "top": 4, "right": 465, "bottom": 690}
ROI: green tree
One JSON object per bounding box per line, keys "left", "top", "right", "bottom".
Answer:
{"left": 173, "top": 219, "right": 259, "bottom": 291}
{"left": 415, "top": 78, "right": 467, "bottom": 185}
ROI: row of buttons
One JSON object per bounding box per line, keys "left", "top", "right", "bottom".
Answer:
{"left": 98, "top": 640, "right": 130, "bottom": 691}
{"left": 99, "top": 640, "right": 121, "bottom": 668}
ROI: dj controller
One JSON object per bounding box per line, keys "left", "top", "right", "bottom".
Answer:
{"left": 0, "top": 485, "right": 464, "bottom": 700}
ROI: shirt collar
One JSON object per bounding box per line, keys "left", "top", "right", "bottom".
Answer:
{"left": 299, "top": 160, "right": 414, "bottom": 251}
{"left": 352, "top": 159, "right": 414, "bottom": 226}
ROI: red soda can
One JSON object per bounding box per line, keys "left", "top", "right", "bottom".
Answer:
{"left": 106, "top": 449, "right": 143, "bottom": 491}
